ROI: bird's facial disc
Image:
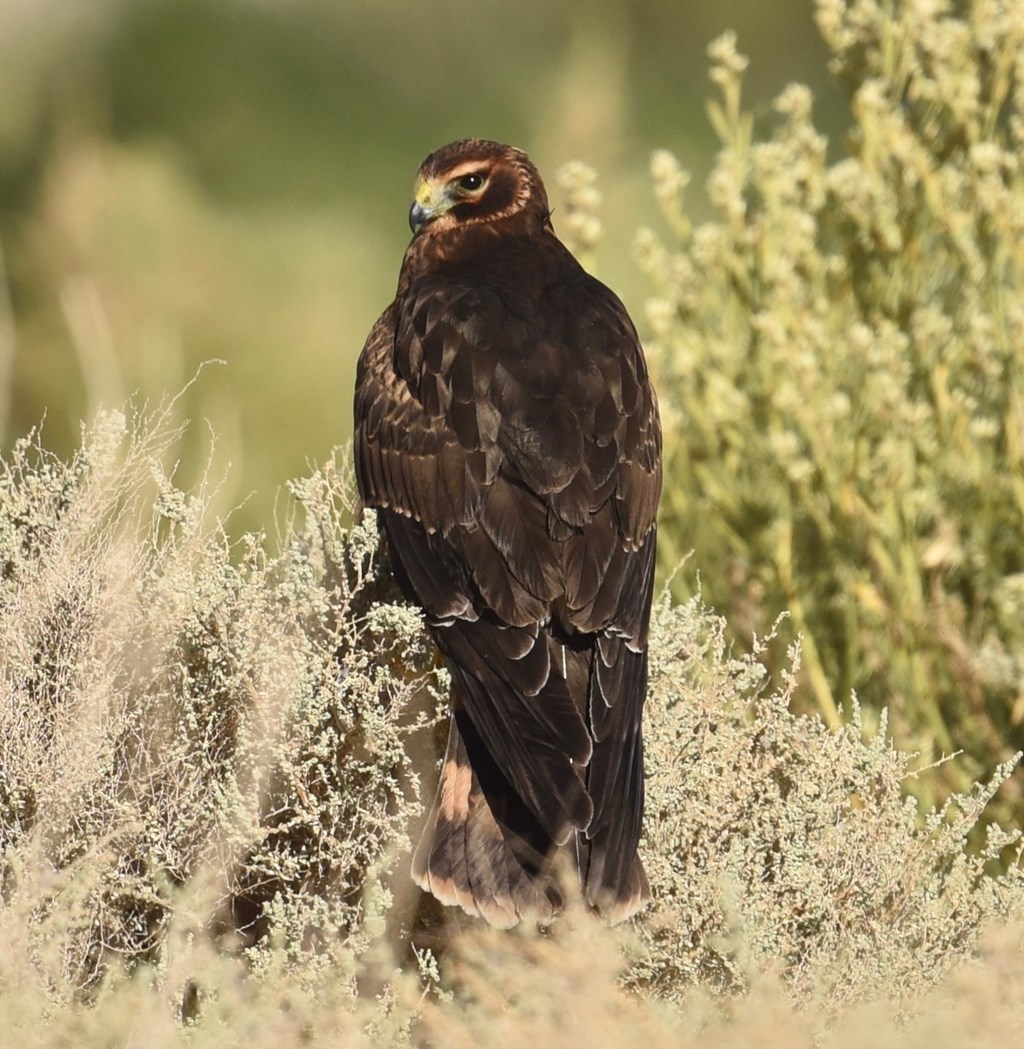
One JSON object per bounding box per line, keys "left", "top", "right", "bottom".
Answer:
{"left": 409, "top": 164, "right": 491, "bottom": 233}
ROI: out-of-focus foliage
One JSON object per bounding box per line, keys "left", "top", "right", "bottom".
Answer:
{"left": 0, "top": 0, "right": 844, "bottom": 532}
{"left": 0, "top": 406, "right": 1022, "bottom": 1043}
{"left": 638, "top": 0, "right": 1024, "bottom": 814}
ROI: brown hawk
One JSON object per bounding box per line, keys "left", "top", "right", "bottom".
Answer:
{"left": 354, "top": 139, "right": 661, "bottom": 926}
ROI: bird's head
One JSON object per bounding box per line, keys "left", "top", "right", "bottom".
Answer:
{"left": 408, "top": 139, "right": 551, "bottom": 237}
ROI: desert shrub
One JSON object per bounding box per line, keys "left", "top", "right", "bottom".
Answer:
{"left": 638, "top": 592, "right": 1024, "bottom": 1010}
{"left": 1, "top": 407, "right": 1023, "bottom": 1046}
{"left": 0, "top": 406, "right": 443, "bottom": 999}
{"left": 636, "top": 0, "right": 1024, "bottom": 813}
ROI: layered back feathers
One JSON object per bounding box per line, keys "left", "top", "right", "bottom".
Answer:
{"left": 354, "top": 139, "right": 661, "bottom": 925}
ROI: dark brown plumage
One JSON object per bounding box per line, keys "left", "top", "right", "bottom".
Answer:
{"left": 354, "top": 138, "right": 661, "bottom": 926}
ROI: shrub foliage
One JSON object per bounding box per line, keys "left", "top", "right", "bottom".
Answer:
{"left": 0, "top": 408, "right": 443, "bottom": 996}
{"left": 1, "top": 404, "right": 1022, "bottom": 1043}
{"left": 638, "top": 0, "right": 1024, "bottom": 810}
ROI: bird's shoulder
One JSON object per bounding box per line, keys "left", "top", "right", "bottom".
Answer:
{"left": 354, "top": 229, "right": 660, "bottom": 545}
{"left": 394, "top": 232, "right": 648, "bottom": 397}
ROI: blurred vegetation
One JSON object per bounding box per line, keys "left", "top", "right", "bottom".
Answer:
{"left": 635, "top": 0, "right": 1024, "bottom": 819}
{"left": 0, "top": 0, "right": 845, "bottom": 530}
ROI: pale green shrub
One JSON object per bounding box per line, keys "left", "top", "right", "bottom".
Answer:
{"left": 638, "top": 592, "right": 1024, "bottom": 1009}
{"left": 0, "top": 406, "right": 443, "bottom": 998}
{"left": 638, "top": 0, "right": 1024, "bottom": 812}
{"left": 1, "top": 407, "right": 1022, "bottom": 1044}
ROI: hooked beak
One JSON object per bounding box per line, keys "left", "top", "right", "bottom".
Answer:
{"left": 408, "top": 200, "right": 432, "bottom": 234}
{"left": 408, "top": 178, "right": 456, "bottom": 234}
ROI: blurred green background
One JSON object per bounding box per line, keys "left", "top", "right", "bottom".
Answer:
{"left": 0, "top": 0, "right": 846, "bottom": 531}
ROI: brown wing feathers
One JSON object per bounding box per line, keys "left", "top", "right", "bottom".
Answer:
{"left": 354, "top": 139, "right": 661, "bottom": 926}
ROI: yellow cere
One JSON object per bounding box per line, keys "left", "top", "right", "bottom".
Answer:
{"left": 414, "top": 178, "right": 442, "bottom": 207}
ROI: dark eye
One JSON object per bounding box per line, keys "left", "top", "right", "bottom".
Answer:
{"left": 458, "top": 172, "right": 485, "bottom": 192}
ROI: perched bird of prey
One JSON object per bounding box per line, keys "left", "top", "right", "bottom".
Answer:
{"left": 354, "top": 139, "right": 661, "bottom": 926}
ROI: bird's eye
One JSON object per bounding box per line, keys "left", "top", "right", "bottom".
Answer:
{"left": 457, "top": 172, "right": 485, "bottom": 192}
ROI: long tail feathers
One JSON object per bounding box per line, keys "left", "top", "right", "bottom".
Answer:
{"left": 412, "top": 717, "right": 562, "bottom": 927}
{"left": 412, "top": 713, "right": 650, "bottom": 927}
